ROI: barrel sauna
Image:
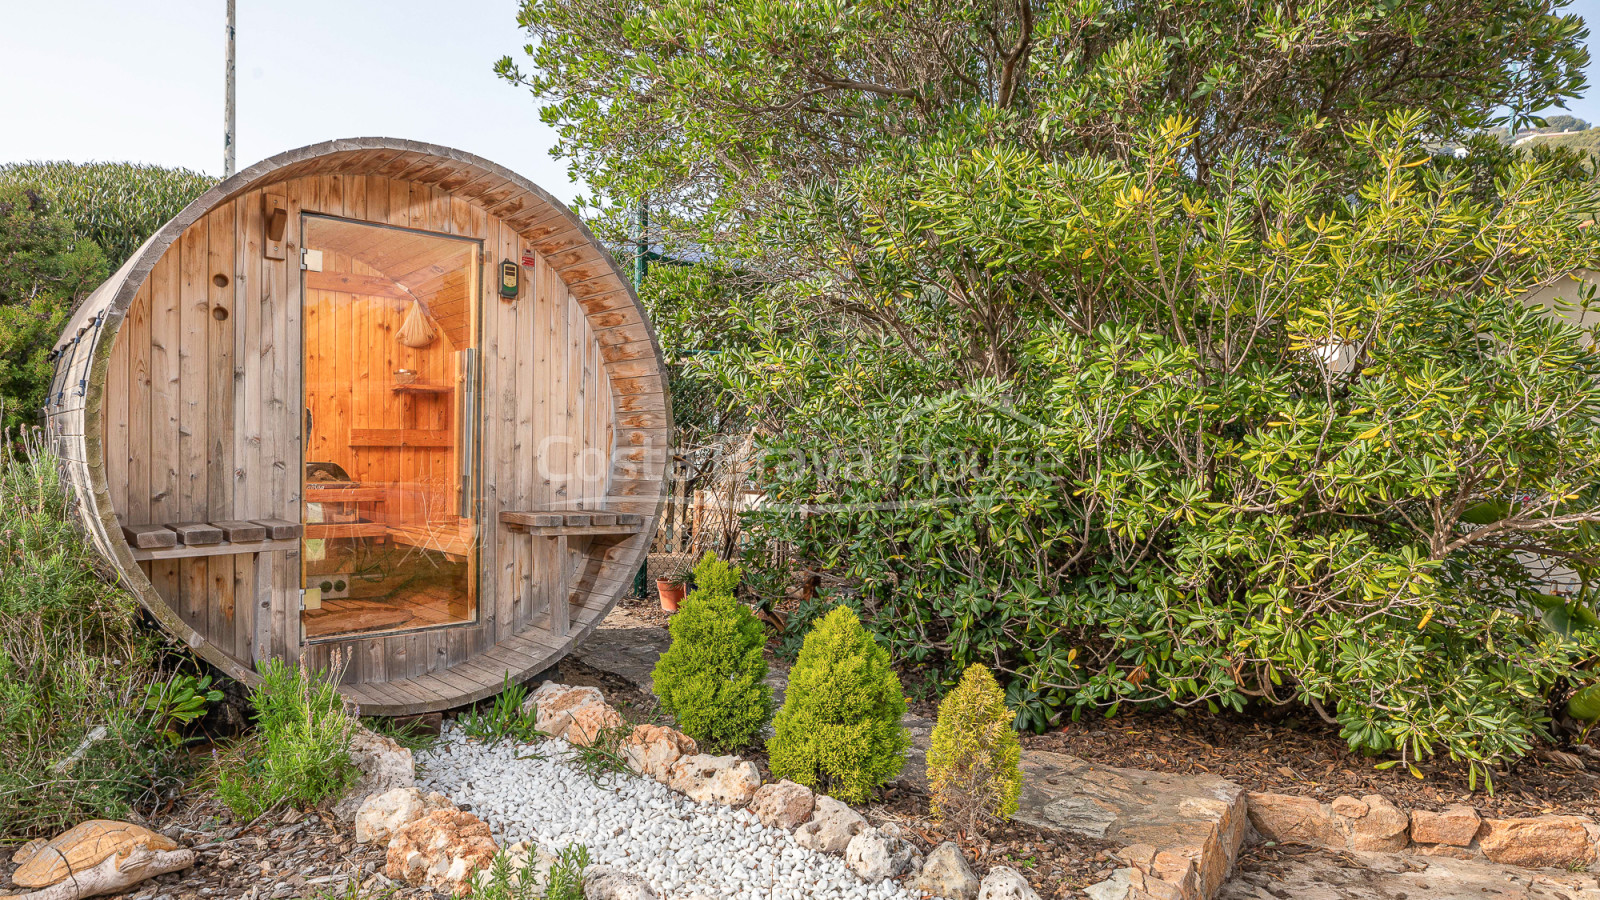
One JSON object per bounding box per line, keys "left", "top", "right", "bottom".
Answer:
{"left": 43, "top": 139, "right": 670, "bottom": 714}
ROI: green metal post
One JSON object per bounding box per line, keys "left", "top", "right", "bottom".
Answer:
{"left": 632, "top": 199, "right": 652, "bottom": 599}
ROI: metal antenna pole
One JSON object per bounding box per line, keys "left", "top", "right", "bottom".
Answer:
{"left": 224, "top": 0, "right": 236, "bottom": 177}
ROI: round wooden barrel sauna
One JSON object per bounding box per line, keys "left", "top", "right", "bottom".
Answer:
{"left": 43, "top": 138, "right": 670, "bottom": 715}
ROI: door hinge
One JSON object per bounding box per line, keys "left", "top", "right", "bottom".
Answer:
{"left": 301, "top": 248, "right": 324, "bottom": 272}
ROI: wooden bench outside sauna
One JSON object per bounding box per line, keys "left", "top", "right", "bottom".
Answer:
{"left": 499, "top": 507, "right": 648, "bottom": 639}
{"left": 43, "top": 138, "right": 671, "bottom": 716}
{"left": 122, "top": 518, "right": 303, "bottom": 561}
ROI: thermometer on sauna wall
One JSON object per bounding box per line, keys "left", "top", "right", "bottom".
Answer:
{"left": 499, "top": 259, "right": 520, "bottom": 299}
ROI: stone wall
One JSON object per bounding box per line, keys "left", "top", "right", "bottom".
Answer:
{"left": 1246, "top": 792, "right": 1600, "bottom": 870}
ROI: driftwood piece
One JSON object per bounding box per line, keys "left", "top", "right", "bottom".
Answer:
{"left": 6, "top": 847, "right": 195, "bottom": 900}
{"left": 13, "top": 820, "right": 178, "bottom": 887}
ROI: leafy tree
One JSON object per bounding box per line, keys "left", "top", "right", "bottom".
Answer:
{"left": 508, "top": 0, "right": 1600, "bottom": 782}
{"left": 502, "top": 0, "right": 1589, "bottom": 234}
{"left": 736, "top": 116, "right": 1600, "bottom": 783}
{"left": 0, "top": 184, "right": 106, "bottom": 430}
{"left": 0, "top": 161, "right": 214, "bottom": 265}
{"left": 651, "top": 552, "right": 774, "bottom": 750}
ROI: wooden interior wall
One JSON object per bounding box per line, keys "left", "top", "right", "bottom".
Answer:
{"left": 304, "top": 246, "right": 463, "bottom": 529}
{"left": 103, "top": 173, "right": 616, "bottom": 687}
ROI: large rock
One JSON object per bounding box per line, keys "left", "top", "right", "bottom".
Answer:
{"left": 749, "top": 780, "right": 816, "bottom": 831}
{"left": 334, "top": 725, "right": 416, "bottom": 822}
{"left": 523, "top": 682, "right": 625, "bottom": 746}
{"left": 1329, "top": 796, "right": 1368, "bottom": 819}
{"left": 1018, "top": 751, "right": 1247, "bottom": 899}
{"left": 978, "top": 866, "right": 1042, "bottom": 900}
{"left": 845, "top": 826, "right": 918, "bottom": 883}
{"left": 1115, "top": 844, "right": 1200, "bottom": 900}
{"left": 1085, "top": 868, "right": 1137, "bottom": 900}
{"left": 1341, "top": 794, "right": 1409, "bottom": 852}
{"left": 384, "top": 808, "right": 499, "bottom": 895}
{"left": 622, "top": 724, "right": 697, "bottom": 782}
{"left": 898, "top": 712, "right": 936, "bottom": 789}
{"left": 1410, "top": 805, "right": 1481, "bottom": 847}
{"left": 354, "top": 787, "right": 452, "bottom": 845}
{"left": 908, "top": 841, "right": 981, "bottom": 900}
{"left": 1084, "top": 866, "right": 1190, "bottom": 900}
{"left": 667, "top": 754, "right": 762, "bottom": 807}
{"left": 582, "top": 864, "right": 657, "bottom": 899}
{"left": 795, "top": 795, "right": 868, "bottom": 854}
{"left": 1218, "top": 847, "right": 1600, "bottom": 900}
{"left": 1477, "top": 816, "right": 1595, "bottom": 869}
{"left": 1244, "top": 792, "right": 1340, "bottom": 849}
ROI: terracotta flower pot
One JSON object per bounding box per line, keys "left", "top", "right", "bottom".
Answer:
{"left": 657, "top": 579, "right": 687, "bottom": 612}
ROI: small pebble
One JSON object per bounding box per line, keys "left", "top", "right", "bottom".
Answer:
{"left": 419, "top": 724, "right": 940, "bottom": 900}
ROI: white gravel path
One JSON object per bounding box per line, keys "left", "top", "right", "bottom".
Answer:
{"left": 417, "top": 725, "right": 938, "bottom": 900}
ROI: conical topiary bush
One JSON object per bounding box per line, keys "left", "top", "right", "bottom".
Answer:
{"left": 926, "top": 663, "right": 1021, "bottom": 833}
{"left": 767, "top": 605, "right": 909, "bottom": 802}
{"left": 651, "top": 553, "right": 772, "bottom": 751}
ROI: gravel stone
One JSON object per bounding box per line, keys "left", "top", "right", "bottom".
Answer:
{"left": 419, "top": 725, "right": 944, "bottom": 900}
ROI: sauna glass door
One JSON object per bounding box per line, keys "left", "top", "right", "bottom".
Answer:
{"left": 299, "top": 215, "right": 481, "bottom": 640}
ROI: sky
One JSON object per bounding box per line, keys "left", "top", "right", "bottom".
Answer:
{"left": 0, "top": 0, "right": 582, "bottom": 202}
{"left": 4, "top": 0, "right": 1600, "bottom": 199}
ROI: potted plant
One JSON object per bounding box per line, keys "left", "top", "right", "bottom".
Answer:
{"left": 655, "top": 555, "right": 693, "bottom": 612}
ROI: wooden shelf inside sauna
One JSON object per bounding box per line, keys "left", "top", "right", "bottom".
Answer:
{"left": 305, "top": 522, "right": 390, "bottom": 540}
{"left": 346, "top": 428, "right": 454, "bottom": 447}
{"left": 388, "top": 522, "right": 473, "bottom": 556}
{"left": 305, "top": 486, "right": 386, "bottom": 503}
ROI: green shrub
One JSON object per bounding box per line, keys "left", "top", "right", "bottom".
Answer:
{"left": 143, "top": 673, "right": 223, "bottom": 745}
{"left": 710, "top": 117, "right": 1600, "bottom": 785}
{"left": 927, "top": 664, "right": 1021, "bottom": 833}
{"left": 470, "top": 844, "right": 589, "bottom": 900}
{"left": 215, "top": 659, "right": 358, "bottom": 818}
{"left": 0, "top": 184, "right": 107, "bottom": 430}
{"left": 767, "top": 605, "right": 908, "bottom": 802}
{"left": 0, "top": 161, "right": 214, "bottom": 264}
{"left": 461, "top": 676, "right": 543, "bottom": 744}
{"left": 0, "top": 422, "right": 183, "bottom": 836}
{"left": 651, "top": 552, "right": 773, "bottom": 751}
{"left": 361, "top": 715, "right": 439, "bottom": 753}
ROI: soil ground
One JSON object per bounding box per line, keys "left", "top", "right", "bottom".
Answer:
{"left": 0, "top": 795, "right": 433, "bottom": 900}
{"left": 1022, "top": 709, "right": 1600, "bottom": 819}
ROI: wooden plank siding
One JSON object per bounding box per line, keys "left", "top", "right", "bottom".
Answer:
{"left": 62, "top": 141, "right": 666, "bottom": 715}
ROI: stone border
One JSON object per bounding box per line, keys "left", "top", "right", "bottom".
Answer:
{"left": 1245, "top": 791, "right": 1600, "bottom": 872}
{"left": 343, "top": 685, "right": 1031, "bottom": 900}
{"left": 530, "top": 683, "right": 1006, "bottom": 900}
